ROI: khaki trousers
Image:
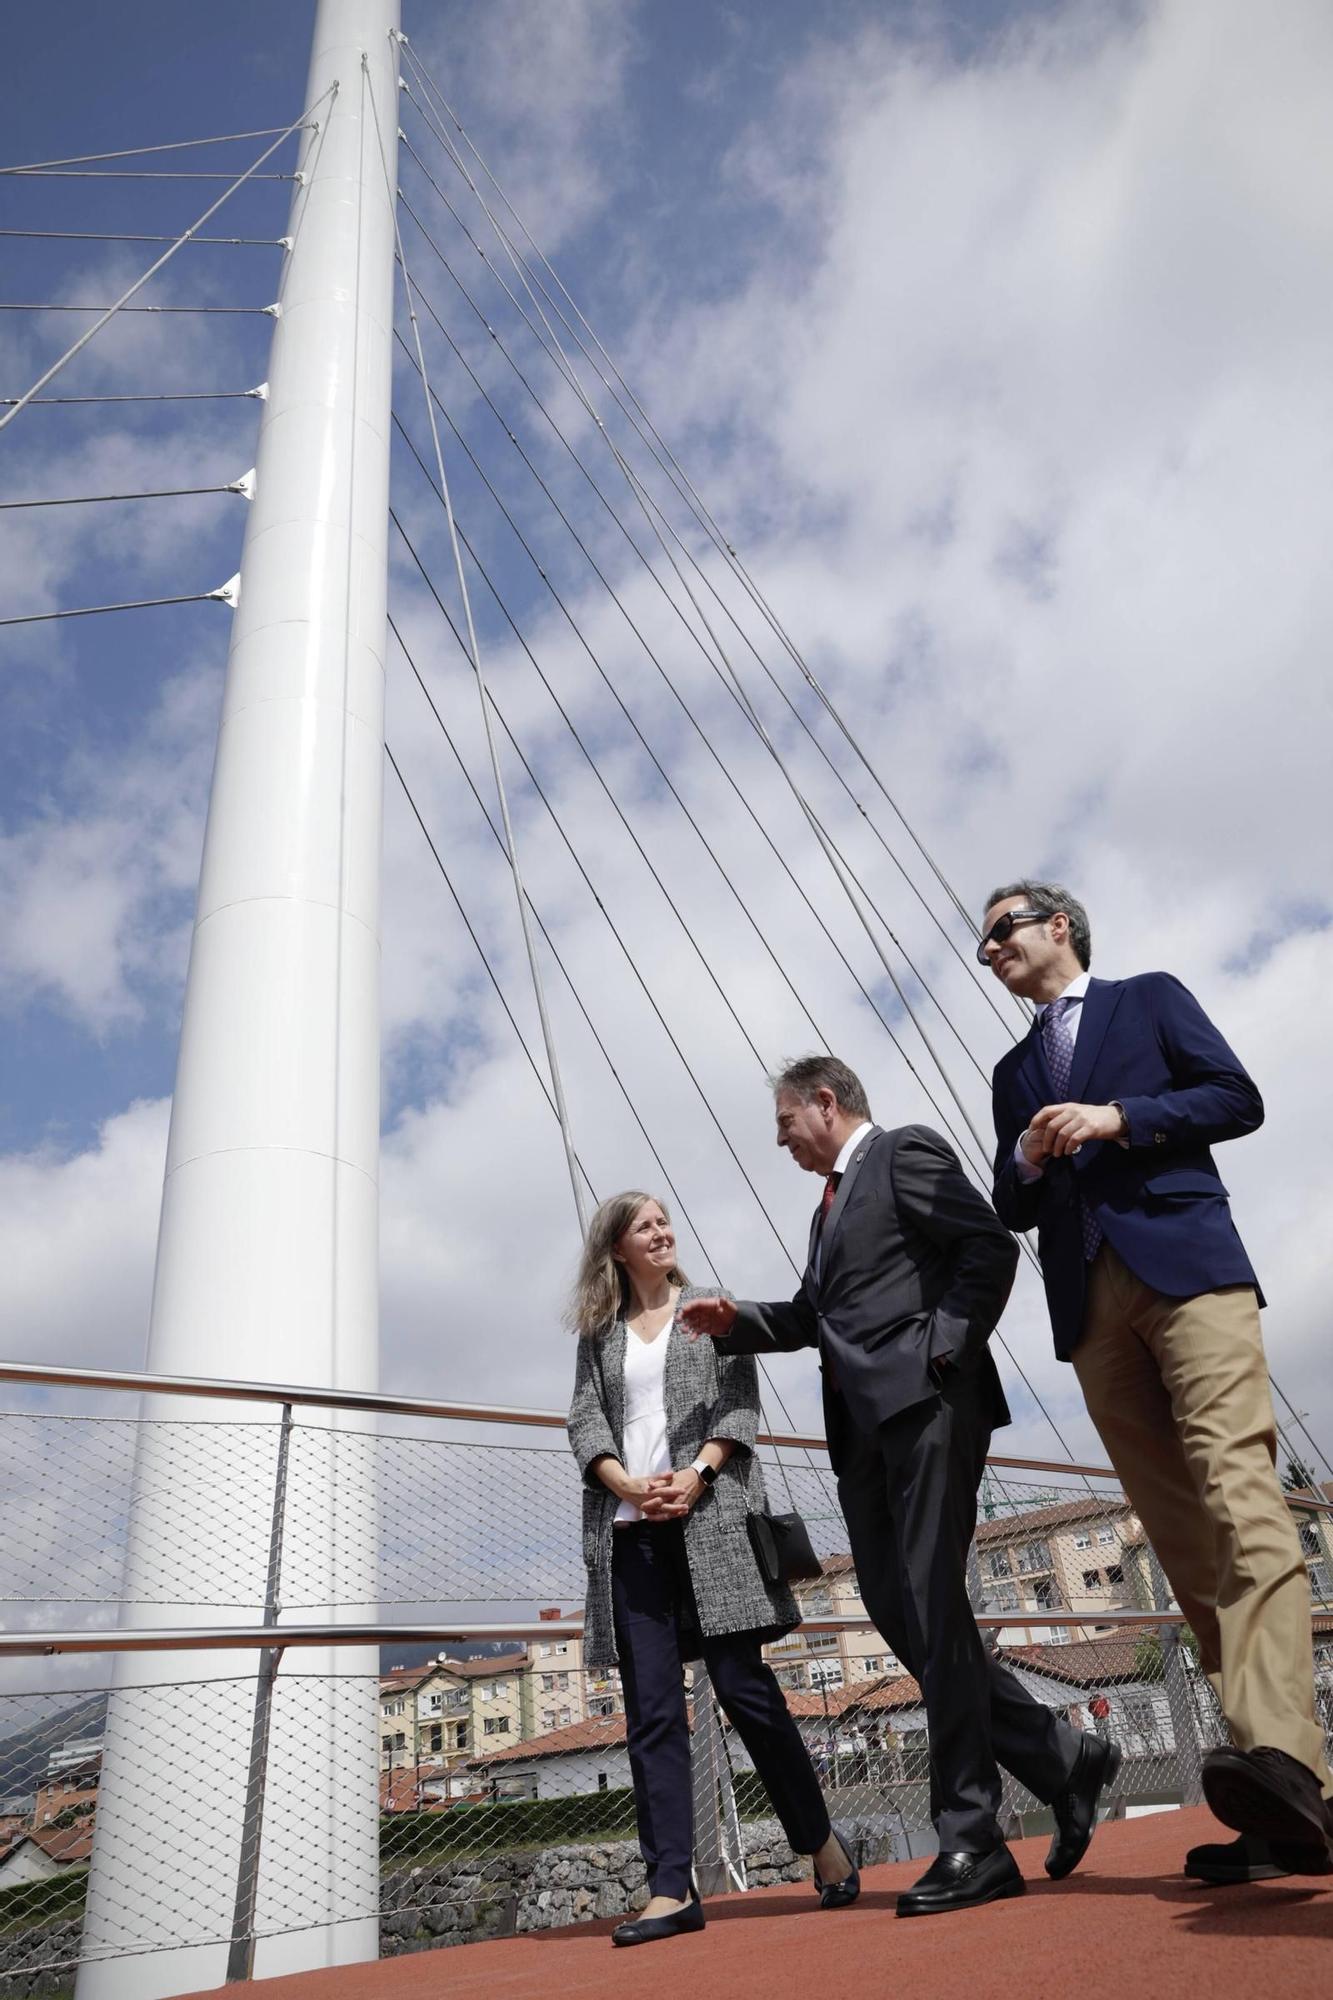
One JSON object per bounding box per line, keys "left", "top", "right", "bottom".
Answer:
{"left": 1073, "top": 1243, "right": 1330, "bottom": 1791}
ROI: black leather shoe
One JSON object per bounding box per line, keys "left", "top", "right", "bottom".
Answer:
{"left": 1184, "top": 1832, "right": 1288, "bottom": 1884}
{"left": 896, "top": 1844, "right": 1025, "bottom": 1917}
{"left": 1202, "top": 1746, "right": 1333, "bottom": 1871}
{"left": 813, "top": 1822, "right": 861, "bottom": 1910}
{"left": 1046, "top": 1733, "right": 1123, "bottom": 1879}
{"left": 611, "top": 1886, "right": 705, "bottom": 1947}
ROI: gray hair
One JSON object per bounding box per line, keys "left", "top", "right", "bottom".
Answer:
{"left": 770, "top": 1055, "right": 872, "bottom": 1121}
{"left": 984, "top": 880, "right": 1092, "bottom": 970}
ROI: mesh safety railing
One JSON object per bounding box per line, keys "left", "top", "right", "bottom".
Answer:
{"left": 2, "top": 1365, "right": 1332, "bottom": 1995}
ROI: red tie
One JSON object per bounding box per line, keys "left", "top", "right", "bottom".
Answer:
{"left": 816, "top": 1172, "right": 841, "bottom": 1392}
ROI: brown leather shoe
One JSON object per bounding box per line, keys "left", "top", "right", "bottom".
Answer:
{"left": 1201, "top": 1746, "right": 1333, "bottom": 1871}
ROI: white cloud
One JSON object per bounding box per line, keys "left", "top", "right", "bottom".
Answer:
{"left": 0, "top": 665, "right": 219, "bottom": 1030}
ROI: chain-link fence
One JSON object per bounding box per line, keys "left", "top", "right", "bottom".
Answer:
{"left": 3, "top": 1374, "right": 1332, "bottom": 1994}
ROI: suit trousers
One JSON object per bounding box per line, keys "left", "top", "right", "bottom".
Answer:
{"left": 611, "top": 1520, "right": 831, "bottom": 1899}
{"left": 835, "top": 1370, "right": 1080, "bottom": 1852}
{"left": 1073, "top": 1242, "right": 1331, "bottom": 1790}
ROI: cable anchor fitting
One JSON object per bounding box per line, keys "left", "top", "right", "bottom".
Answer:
{"left": 228, "top": 469, "right": 257, "bottom": 501}
{"left": 209, "top": 574, "right": 242, "bottom": 608}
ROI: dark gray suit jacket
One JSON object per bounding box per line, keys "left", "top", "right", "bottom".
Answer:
{"left": 718, "top": 1125, "right": 1017, "bottom": 1467}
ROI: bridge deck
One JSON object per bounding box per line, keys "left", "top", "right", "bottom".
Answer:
{"left": 188, "top": 1807, "right": 1333, "bottom": 2000}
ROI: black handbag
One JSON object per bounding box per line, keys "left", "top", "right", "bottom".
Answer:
{"left": 746, "top": 1507, "right": 823, "bottom": 1586}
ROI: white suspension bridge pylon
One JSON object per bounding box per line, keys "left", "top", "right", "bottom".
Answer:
{"left": 3, "top": 3, "right": 1332, "bottom": 1995}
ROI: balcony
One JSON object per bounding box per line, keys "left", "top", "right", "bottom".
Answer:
{"left": 1, "top": 1358, "right": 1330, "bottom": 1994}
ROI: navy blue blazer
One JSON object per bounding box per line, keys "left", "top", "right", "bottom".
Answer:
{"left": 991, "top": 972, "right": 1264, "bottom": 1359}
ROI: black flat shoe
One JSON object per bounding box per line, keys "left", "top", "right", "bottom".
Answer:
{"left": 1184, "top": 1832, "right": 1288, "bottom": 1884}
{"left": 896, "top": 1844, "right": 1025, "bottom": 1918}
{"left": 1046, "top": 1733, "right": 1123, "bottom": 1879}
{"left": 611, "top": 1887, "right": 705, "bottom": 1947}
{"left": 813, "top": 1822, "right": 861, "bottom": 1910}
{"left": 1202, "top": 1746, "right": 1333, "bottom": 1871}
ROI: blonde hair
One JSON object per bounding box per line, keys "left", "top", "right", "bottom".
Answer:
{"left": 565, "top": 1191, "right": 689, "bottom": 1339}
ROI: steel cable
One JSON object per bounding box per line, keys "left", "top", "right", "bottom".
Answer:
{"left": 397, "top": 61, "right": 1026, "bottom": 1039}
{"left": 0, "top": 86, "right": 335, "bottom": 434}
{"left": 400, "top": 39, "right": 1019, "bottom": 998}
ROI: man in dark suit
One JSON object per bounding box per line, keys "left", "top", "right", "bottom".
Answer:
{"left": 983, "top": 879, "right": 1332, "bottom": 1883}
{"left": 680, "top": 1056, "right": 1117, "bottom": 1916}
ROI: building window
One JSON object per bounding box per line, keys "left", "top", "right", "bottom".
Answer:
{"left": 559, "top": 1707, "right": 571, "bottom": 1727}
{"left": 590, "top": 1697, "right": 616, "bottom": 1717}
{"left": 1106, "top": 1564, "right": 1124, "bottom": 1585}
{"left": 862, "top": 1658, "right": 882, "bottom": 1674}
{"left": 427, "top": 1693, "right": 442, "bottom": 1711}
{"left": 381, "top": 1737, "right": 392, "bottom": 1754}
{"left": 597, "top": 1772, "right": 609, "bottom": 1791}
{"left": 992, "top": 1584, "right": 1020, "bottom": 1612}
{"left": 1032, "top": 1578, "right": 1060, "bottom": 1610}
{"left": 394, "top": 1733, "right": 405, "bottom": 1751}
{"left": 484, "top": 1716, "right": 510, "bottom": 1736}
{"left": 429, "top": 1726, "right": 442, "bottom": 1753}
{"left": 1082, "top": 1569, "right": 1101, "bottom": 1590}
{"left": 1073, "top": 1532, "right": 1091, "bottom": 1551}
{"left": 1298, "top": 1524, "right": 1321, "bottom": 1557}
{"left": 1018, "top": 1541, "right": 1052, "bottom": 1574}
{"left": 1096, "top": 1525, "right": 1116, "bottom": 1546}
{"left": 457, "top": 1725, "right": 468, "bottom": 1750}
{"left": 986, "top": 1551, "right": 1011, "bottom": 1581}
{"left": 846, "top": 1577, "right": 862, "bottom": 1598}
{"left": 542, "top": 1711, "right": 557, "bottom": 1731}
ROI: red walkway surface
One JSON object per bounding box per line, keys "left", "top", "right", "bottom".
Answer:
{"left": 184, "top": 1809, "right": 1333, "bottom": 2000}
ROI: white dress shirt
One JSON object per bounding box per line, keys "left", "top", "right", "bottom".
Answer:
{"left": 832, "top": 1120, "right": 874, "bottom": 1176}
{"left": 1013, "top": 972, "right": 1091, "bottom": 1183}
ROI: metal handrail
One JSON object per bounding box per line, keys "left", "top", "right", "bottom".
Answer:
{"left": 7, "top": 1357, "right": 1331, "bottom": 1508}
{"left": 0, "top": 1608, "right": 1199, "bottom": 1658}
{"left": 0, "top": 1358, "right": 1122, "bottom": 1474}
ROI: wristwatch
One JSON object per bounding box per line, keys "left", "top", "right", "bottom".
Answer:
{"left": 690, "top": 1459, "right": 718, "bottom": 1487}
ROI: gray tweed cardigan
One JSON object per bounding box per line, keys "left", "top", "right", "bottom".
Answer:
{"left": 567, "top": 1287, "right": 799, "bottom": 1668}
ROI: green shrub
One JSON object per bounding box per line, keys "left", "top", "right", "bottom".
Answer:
{"left": 380, "top": 1788, "right": 639, "bottom": 1866}
{"left": 0, "top": 1865, "right": 89, "bottom": 1937}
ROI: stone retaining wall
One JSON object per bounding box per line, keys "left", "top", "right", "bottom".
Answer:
{"left": 380, "top": 1816, "right": 898, "bottom": 1959}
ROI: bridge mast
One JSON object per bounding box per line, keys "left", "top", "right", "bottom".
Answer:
{"left": 79, "top": 2, "right": 401, "bottom": 1991}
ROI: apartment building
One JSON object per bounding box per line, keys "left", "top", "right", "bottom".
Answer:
{"left": 379, "top": 1639, "right": 623, "bottom": 1788}
{"left": 973, "top": 1496, "right": 1143, "bottom": 1640}
{"left": 765, "top": 1556, "right": 901, "bottom": 1693}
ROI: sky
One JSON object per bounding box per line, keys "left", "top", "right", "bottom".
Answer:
{"left": 2, "top": 0, "right": 1333, "bottom": 1522}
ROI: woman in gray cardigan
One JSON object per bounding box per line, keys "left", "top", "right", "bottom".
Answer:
{"left": 567, "top": 1189, "right": 858, "bottom": 1947}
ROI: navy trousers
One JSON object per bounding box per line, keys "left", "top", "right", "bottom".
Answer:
{"left": 611, "top": 1520, "right": 831, "bottom": 1899}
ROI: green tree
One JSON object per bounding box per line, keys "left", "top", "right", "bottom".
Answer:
{"left": 1281, "top": 1456, "right": 1321, "bottom": 1495}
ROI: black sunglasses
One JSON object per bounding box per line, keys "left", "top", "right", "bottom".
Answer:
{"left": 976, "top": 909, "right": 1049, "bottom": 965}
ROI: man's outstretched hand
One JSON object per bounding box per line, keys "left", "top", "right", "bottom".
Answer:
{"left": 677, "top": 1297, "right": 738, "bottom": 1341}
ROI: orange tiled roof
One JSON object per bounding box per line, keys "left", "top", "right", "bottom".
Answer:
{"left": 18, "top": 1823, "right": 94, "bottom": 1866}
{"left": 473, "top": 1713, "right": 629, "bottom": 1765}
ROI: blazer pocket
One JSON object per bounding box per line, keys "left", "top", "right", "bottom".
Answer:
{"left": 1143, "top": 1170, "right": 1229, "bottom": 1204}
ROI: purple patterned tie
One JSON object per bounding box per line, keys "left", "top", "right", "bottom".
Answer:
{"left": 1041, "top": 996, "right": 1103, "bottom": 1262}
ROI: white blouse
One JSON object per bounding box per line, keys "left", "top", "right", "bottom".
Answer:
{"left": 613, "top": 1327, "right": 674, "bottom": 1524}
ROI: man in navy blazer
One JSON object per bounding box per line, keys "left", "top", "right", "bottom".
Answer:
{"left": 984, "top": 879, "right": 1331, "bottom": 1884}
